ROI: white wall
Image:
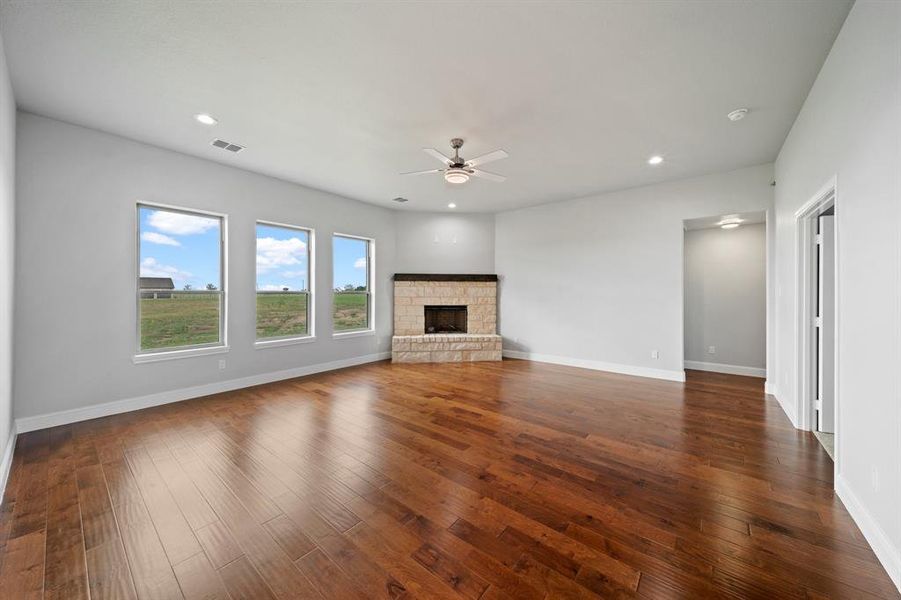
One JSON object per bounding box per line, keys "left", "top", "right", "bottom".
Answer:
{"left": 14, "top": 113, "right": 398, "bottom": 422}
{"left": 0, "top": 34, "right": 15, "bottom": 475}
{"left": 773, "top": 1, "right": 901, "bottom": 588}
{"left": 495, "top": 163, "right": 774, "bottom": 381}
{"left": 683, "top": 223, "right": 766, "bottom": 374}
{"left": 394, "top": 211, "right": 495, "bottom": 274}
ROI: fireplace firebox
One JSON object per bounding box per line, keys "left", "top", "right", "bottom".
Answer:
{"left": 424, "top": 305, "right": 467, "bottom": 334}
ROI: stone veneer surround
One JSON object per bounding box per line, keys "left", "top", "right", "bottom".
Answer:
{"left": 392, "top": 275, "right": 501, "bottom": 363}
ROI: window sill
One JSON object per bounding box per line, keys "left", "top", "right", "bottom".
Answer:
{"left": 133, "top": 345, "right": 229, "bottom": 364}
{"left": 333, "top": 329, "right": 375, "bottom": 340}
{"left": 255, "top": 336, "right": 316, "bottom": 349}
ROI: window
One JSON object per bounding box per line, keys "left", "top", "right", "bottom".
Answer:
{"left": 137, "top": 204, "right": 225, "bottom": 354}
{"left": 256, "top": 222, "right": 312, "bottom": 341}
{"left": 333, "top": 234, "right": 372, "bottom": 333}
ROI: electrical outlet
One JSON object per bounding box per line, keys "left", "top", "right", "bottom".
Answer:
{"left": 707, "top": 346, "right": 716, "bottom": 354}
{"left": 218, "top": 359, "right": 226, "bottom": 370}
{"left": 871, "top": 466, "right": 879, "bottom": 492}
{"left": 651, "top": 350, "right": 659, "bottom": 359}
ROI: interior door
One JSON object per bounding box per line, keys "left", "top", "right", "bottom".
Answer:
{"left": 817, "top": 214, "right": 835, "bottom": 433}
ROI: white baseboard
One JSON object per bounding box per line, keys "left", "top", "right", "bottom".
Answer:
{"left": 835, "top": 474, "right": 901, "bottom": 593}
{"left": 684, "top": 360, "right": 766, "bottom": 378}
{"left": 764, "top": 380, "right": 776, "bottom": 395}
{"left": 16, "top": 352, "right": 390, "bottom": 434}
{"left": 0, "top": 424, "right": 17, "bottom": 505}
{"left": 503, "top": 350, "right": 685, "bottom": 383}
{"left": 774, "top": 391, "right": 799, "bottom": 428}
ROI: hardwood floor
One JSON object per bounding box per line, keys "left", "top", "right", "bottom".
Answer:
{"left": 0, "top": 359, "right": 897, "bottom": 599}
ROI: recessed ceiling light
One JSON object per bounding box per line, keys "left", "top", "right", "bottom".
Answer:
{"left": 721, "top": 223, "right": 740, "bottom": 229}
{"left": 648, "top": 155, "right": 664, "bottom": 165}
{"left": 447, "top": 203, "right": 457, "bottom": 209}
{"left": 727, "top": 108, "right": 749, "bottom": 122}
{"left": 194, "top": 113, "right": 218, "bottom": 126}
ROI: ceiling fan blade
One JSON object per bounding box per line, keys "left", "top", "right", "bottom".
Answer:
{"left": 465, "top": 149, "right": 508, "bottom": 167}
{"left": 470, "top": 169, "right": 506, "bottom": 182}
{"left": 401, "top": 168, "right": 443, "bottom": 176}
{"left": 423, "top": 148, "right": 454, "bottom": 165}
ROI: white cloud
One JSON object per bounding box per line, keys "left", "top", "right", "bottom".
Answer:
{"left": 141, "top": 231, "right": 181, "bottom": 246}
{"left": 354, "top": 257, "right": 367, "bottom": 269}
{"left": 256, "top": 236, "right": 307, "bottom": 273}
{"left": 148, "top": 210, "right": 218, "bottom": 235}
{"left": 257, "top": 284, "right": 293, "bottom": 291}
{"left": 140, "top": 257, "right": 192, "bottom": 282}
{"left": 281, "top": 270, "right": 306, "bottom": 278}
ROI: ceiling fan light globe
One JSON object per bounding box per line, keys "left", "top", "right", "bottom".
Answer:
{"left": 444, "top": 168, "right": 470, "bottom": 184}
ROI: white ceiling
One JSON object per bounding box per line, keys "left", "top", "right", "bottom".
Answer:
{"left": 0, "top": 1, "right": 850, "bottom": 213}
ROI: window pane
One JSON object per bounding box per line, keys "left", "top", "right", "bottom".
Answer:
{"left": 257, "top": 292, "right": 308, "bottom": 338}
{"left": 333, "top": 292, "right": 368, "bottom": 332}
{"left": 333, "top": 235, "right": 370, "bottom": 331}
{"left": 138, "top": 206, "right": 222, "bottom": 351}
{"left": 256, "top": 223, "right": 310, "bottom": 338}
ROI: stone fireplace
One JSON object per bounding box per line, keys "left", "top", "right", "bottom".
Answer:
{"left": 392, "top": 274, "right": 502, "bottom": 363}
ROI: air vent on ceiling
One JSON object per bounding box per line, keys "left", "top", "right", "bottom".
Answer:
{"left": 392, "top": 197, "right": 409, "bottom": 203}
{"left": 211, "top": 139, "right": 245, "bottom": 153}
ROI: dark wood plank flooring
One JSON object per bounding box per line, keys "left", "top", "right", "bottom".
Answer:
{"left": 0, "top": 360, "right": 897, "bottom": 599}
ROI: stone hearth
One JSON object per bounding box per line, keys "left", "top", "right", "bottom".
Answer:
{"left": 392, "top": 334, "right": 502, "bottom": 363}
{"left": 392, "top": 274, "right": 501, "bottom": 363}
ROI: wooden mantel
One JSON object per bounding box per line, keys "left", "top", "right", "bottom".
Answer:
{"left": 392, "top": 273, "right": 498, "bottom": 282}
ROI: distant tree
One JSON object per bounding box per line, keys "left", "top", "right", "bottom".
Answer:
{"left": 206, "top": 283, "right": 217, "bottom": 291}
{"left": 344, "top": 284, "right": 355, "bottom": 291}
{"left": 355, "top": 285, "right": 366, "bottom": 291}
{"left": 183, "top": 284, "right": 193, "bottom": 291}
{"left": 282, "top": 287, "right": 289, "bottom": 292}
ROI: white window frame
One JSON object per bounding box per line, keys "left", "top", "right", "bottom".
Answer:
{"left": 255, "top": 220, "right": 316, "bottom": 348}
{"left": 332, "top": 233, "right": 375, "bottom": 338}
{"left": 134, "top": 202, "right": 228, "bottom": 363}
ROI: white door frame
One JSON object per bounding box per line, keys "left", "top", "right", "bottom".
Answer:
{"left": 793, "top": 176, "right": 840, "bottom": 473}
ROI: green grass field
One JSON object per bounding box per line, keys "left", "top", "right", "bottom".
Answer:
{"left": 140, "top": 293, "right": 220, "bottom": 350}
{"left": 332, "top": 292, "right": 368, "bottom": 332}
{"left": 255, "top": 293, "right": 308, "bottom": 339}
{"left": 140, "top": 291, "right": 368, "bottom": 350}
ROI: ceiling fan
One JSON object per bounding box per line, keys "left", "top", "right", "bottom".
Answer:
{"left": 402, "top": 138, "right": 508, "bottom": 184}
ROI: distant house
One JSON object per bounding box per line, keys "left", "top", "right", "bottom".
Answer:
{"left": 140, "top": 277, "right": 175, "bottom": 299}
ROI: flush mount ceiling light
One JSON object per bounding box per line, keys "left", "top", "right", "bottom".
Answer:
{"left": 447, "top": 203, "right": 457, "bottom": 209}
{"left": 648, "top": 155, "right": 664, "bottom": 165}
{"left": 727, "top": 108, "right": 749, "bottom": 122}
{"left": 718, "top": 216, "right": 744, "bottom": 229}
{"left": 194, "top": 113, "right": 218, "bottom": 126}
{"left": 444, "top": 168, "right": 470, "bottom": 185}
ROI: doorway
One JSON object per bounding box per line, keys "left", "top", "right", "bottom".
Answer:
{"left": 682, "top": 211, "right": 767, "bottom": 379}
{"left": 814, "top": 206, "right": 836, "bottom": 458}
{"left": 794, "top": 179, "right": 838, "bottom": 464}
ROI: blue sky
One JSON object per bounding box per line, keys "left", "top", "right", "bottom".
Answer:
{"left": 139, "top": 206, "right": 221, "bottom": 290}
{"left": 140, "top": 207, "right": 368, "bottom": 291}
{"left": 333, "top": 236, "right": 367, "bottom": 290}
{"left": 255, "top": 223, "right": 309, "bottom": 291}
